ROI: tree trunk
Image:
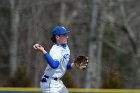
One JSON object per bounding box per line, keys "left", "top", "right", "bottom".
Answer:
{"left": 9, "top": 0, "right": 19, "bottom": 76}
{"left": 85, "top": 0, "right": 101, "bottom": 88}
{"left": 60, "top": 0, "right": 66, "bottom": 25}
{"left": 96, "top": 18, "right": 105, "bottom": 88}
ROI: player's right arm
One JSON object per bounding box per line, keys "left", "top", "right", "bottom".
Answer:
{"left": 33, "top": 44, "right": 59, "bottom": 69}
{"left": 33, "top": 44, "right": 47, "bottom": 54}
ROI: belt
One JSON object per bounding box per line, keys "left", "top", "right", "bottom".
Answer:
{"left": 44, "top": 75, "right": 59, "bottom": 80}
{"left": 40, "top": 75, "right": 59, "bottom": 82}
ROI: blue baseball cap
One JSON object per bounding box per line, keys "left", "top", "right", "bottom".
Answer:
{"left": 52, "top": 26, "right": 70, "bottom": 36}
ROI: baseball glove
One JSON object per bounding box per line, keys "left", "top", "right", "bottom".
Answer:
{"left": 74, "top": 56, "right": 88, "bottom": 70}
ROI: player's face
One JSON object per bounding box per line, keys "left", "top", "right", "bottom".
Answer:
{"left": 56, "top": 34, "right": 68, "bottom": 44}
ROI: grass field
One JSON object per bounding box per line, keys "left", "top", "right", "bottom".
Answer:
{"left": 0, "top": 87, "right": 140, "bottom": 93}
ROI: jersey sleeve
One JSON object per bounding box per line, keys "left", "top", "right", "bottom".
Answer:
{"left": 67, "top": 61, "right": 72, "bottom": 69}
{"left": 44, "top": 53, "right": 59, "bottom": 69}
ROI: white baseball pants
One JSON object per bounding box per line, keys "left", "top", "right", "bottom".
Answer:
{"left": 40, "top": 78, "right": 68, "bottom": 93}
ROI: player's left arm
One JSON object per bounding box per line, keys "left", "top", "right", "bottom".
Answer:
{"left": 66, "top": 61, "right": 78, "bottom": 69}
{"left": 67, "top": 56, "right": 88, "bottom": 70}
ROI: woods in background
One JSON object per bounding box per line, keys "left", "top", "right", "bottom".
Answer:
{"left": 0, "top": 0, "right": 140, "bottom": 89}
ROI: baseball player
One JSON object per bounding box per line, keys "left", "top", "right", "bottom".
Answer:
{"left": 33, "top": 26, "right": 77, "bottom": 93}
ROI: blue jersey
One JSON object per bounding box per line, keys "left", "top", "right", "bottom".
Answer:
{"left": 44, "top": 44, "right": 70, "bottom": 78}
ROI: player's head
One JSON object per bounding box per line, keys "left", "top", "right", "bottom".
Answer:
{"left": 51, "top": 26, "right": 70, "bottom": 44}
{"left": 52, "top": 26, "right": 70, "bottom": 36}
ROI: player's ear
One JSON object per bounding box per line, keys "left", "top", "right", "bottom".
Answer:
{"left": 55, "top": 35, "right": 60, "bottom": 39}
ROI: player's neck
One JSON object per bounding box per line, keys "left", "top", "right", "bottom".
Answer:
{"left": 54, "top": 43, "right": 67, "bottom": 49}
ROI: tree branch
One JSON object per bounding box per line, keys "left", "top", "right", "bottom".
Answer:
{"left": 118, "top": 0, "right": 137, "bottom": 53}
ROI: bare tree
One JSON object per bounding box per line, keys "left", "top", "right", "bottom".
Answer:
{"left": 118, "top": 0, "right": 140, "bottom": 88}
{"left": 9, "top": 0, "right": 21, "bottom": 76}
{"left": 85, "top": 0, "right": 102, "bottom": 88}
{"left": 103, "top": 0, "right": 140, "bottom": 88}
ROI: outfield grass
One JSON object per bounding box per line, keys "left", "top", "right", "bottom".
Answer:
{"left": 0, "top": 87, "right": 140, "bottom": 93}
